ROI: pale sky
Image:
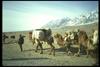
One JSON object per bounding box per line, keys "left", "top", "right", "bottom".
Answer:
{"left": 3, "top": 1, "right": 98, "bottom": 32}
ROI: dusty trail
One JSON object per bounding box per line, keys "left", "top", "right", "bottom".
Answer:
{"left": 2, "top": 43, "right": 95, "bottom": 66}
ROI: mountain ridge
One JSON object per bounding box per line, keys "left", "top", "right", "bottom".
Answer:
{"left": 42, "top": 9, "right": 98, "bottom": 29}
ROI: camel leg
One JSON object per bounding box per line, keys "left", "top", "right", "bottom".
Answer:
{"left": 85, "top": 41, "right": 90, "bottom": 58}
{"left": 31, "top": 38, "right": 38, "bottom": 52}
{"left": 86, "top": 41, "right": 90, "bottom": 57}
{"left": 86, "top": 49, "right": 89, "bottom": 58}
{"left": 49, "top": 43, "right": 55, "bottom": 56}
{"left": 64, "top": 42, "right": 69, "bottom": 54}
{"left": 36, "top": 39, "right": 43, "bottom": 54}
{"left": 52, "top": 45, "right": 55, "bottom": 56}
{"left": 32, "top": 38, "right": 35, "bottom": 45}
{"left": 65, "top": 45, "right": 71, "bottom": 55}
{"left": 65, "top": 46, "right": 69, "bottom": 55}
{"left": 35, "top": 44, "right": 39, "bottom": 52}
{"left": 39, "top": 42, "right": 43, "bottom": 54}
{"left": 34, "top": 39, "right": 39, "bottom": 52}
{"left": 76, "top": 48, "right": 80, "bottom": 57}
{"left": 75, "top": 45, "right": 80, "bottom": 57}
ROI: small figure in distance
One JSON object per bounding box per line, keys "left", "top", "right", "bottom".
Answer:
{"left": 18, "top": 34, "right": 25, "bottom": 52}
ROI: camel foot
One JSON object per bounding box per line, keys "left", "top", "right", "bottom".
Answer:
{"left": 40, "top": 52, "right": 43, "bottom": 54}
{"left": 35, "top": 50, "right": 37, "bottom": 52}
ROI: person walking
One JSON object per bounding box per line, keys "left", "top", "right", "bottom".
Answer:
{"left": 18, "top": 34, "right": 25, "bottom": 52}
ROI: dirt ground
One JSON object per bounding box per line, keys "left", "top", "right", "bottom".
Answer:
{"left": 2, "top": 39, "right": 97, "bottom": 66}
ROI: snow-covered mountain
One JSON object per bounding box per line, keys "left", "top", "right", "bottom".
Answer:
{"left": 42, "top": 9, "right": 98, "bottom": 29}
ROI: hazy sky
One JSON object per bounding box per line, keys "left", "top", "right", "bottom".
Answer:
{"left": 3, "top": 1, "right": 98, "bottom": 32}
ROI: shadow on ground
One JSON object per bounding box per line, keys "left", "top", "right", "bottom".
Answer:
{"left": 23, "top": 48, "right": 66, "bottom": 53}
{"left": 23, "top": 47, "right": 81, "bottom": 53}
{"left": 22, "top": 47, "right": 98, "bottom": 57}
{"left": 3, "top": 57, "right": 50, "bottom": 61}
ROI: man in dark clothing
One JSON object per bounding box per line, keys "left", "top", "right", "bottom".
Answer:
{"left": 18, "top": 34, "right": 25, "bottom": 52}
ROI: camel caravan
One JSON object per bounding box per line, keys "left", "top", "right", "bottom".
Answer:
{"left": 2, "top": 28, "right": 98, "bottom": 57}
{"left": 28, "top": 28, "right": 98, "bottom": 57}
{"left": 54, "top": 29, "right": 98, "bottom": 57}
